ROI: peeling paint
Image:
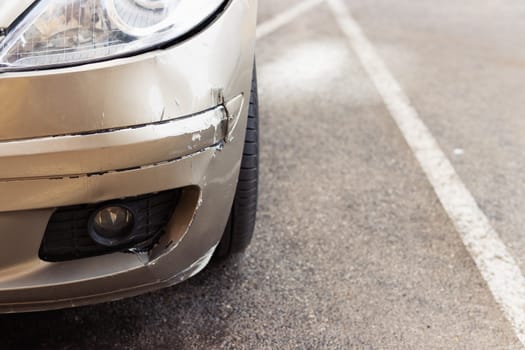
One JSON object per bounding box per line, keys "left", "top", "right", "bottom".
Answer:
{"left": 131, "top": 251, "right": 150, "bottom": 266}
{"left": 211, "top": 88, "right": 225, "bottom": 106}
{"left": 224, "top": 94, "right": 245, "bottom": 143}
{"left": 0, "top": 107, "right": 219, "bottom": 142}
{"left": 0, "top": 0, "right": 256, "bottom": 311}
{"left": 0, "top": 144, "right": 222, "bottom": 183}
{"left": 0, "top": 106, "right": 228, "bottom": 181}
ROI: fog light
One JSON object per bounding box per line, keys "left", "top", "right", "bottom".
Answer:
{"left": 88, "top": 205, "right": 135, "bottom": 246}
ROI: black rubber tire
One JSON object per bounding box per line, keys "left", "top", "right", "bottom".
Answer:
{"left": 214, "top": 65, "right": 259, "bottom": 258}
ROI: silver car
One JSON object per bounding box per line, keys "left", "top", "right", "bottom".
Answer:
{"left": 0, "top": 0, "right": 258, "bottom": 312}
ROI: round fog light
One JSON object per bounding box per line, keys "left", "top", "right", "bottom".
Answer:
{"left": 89, "top": 205, "right": 135, "bottom": 246}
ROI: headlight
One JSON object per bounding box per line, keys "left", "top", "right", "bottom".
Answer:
{"left": 0, "top": 0, "right": 226, "bottom": 72}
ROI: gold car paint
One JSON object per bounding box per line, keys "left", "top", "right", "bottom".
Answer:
{"left": 0, "top": 0, "right": 257, "bottom": 312}
{"left": 0, "top": 0, "right": 34, "bottom": 28}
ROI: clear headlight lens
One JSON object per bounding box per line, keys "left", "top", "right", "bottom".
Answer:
{"left": 0, "top": 0, "right": 225, "bottom": 72}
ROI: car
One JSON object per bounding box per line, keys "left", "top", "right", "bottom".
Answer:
{"left": 0, "top": 0, "right": 258, "bottom": 313}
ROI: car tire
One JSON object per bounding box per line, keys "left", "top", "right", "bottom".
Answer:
{"left": 214, "top": 65, "right": 259, "bottom": 258}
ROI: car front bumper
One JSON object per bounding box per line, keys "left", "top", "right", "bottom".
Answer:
{"left": 0, "top": 0, "right": 257, "bottom": 313}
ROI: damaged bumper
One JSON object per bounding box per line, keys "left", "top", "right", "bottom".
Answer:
{"left": 0, "top": 0, "right": 257, "bottom": 312}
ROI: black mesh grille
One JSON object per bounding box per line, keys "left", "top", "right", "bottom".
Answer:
{"left": 39, "top": 189, "right": 181, "bottom": 262}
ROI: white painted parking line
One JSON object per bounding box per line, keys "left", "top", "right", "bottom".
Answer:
{"left": 325, "top": 0, "right": 525, "bottom": 345}
{"left": 256, "top": 0, "right": 324, "bottom": 39}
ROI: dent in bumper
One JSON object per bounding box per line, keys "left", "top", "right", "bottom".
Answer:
{"left": 0, "top": 143, "right": 239, "bottom": 311}
{"left": 0, "top": 0, "right": 257, "bottom": 141}
{"left": 0, "top": 107, "right": 228, "bottom": 181}
{"left": 0, "top": 0, "right": 257, "bottom": 312}
{"left": 0, "top": 89, "right": 251, "bottom": 311}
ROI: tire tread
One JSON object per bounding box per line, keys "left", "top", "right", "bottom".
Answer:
{"left": 214, "top": 64, "right": 259, "bottom": 258}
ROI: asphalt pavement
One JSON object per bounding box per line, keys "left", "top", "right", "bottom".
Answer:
{"left": 2, "top": 0, "right": 525, "bottom": 349}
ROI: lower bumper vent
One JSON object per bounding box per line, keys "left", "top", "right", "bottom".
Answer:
{"left": 39, "top": 189, "right": 181, "bottom": 262}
